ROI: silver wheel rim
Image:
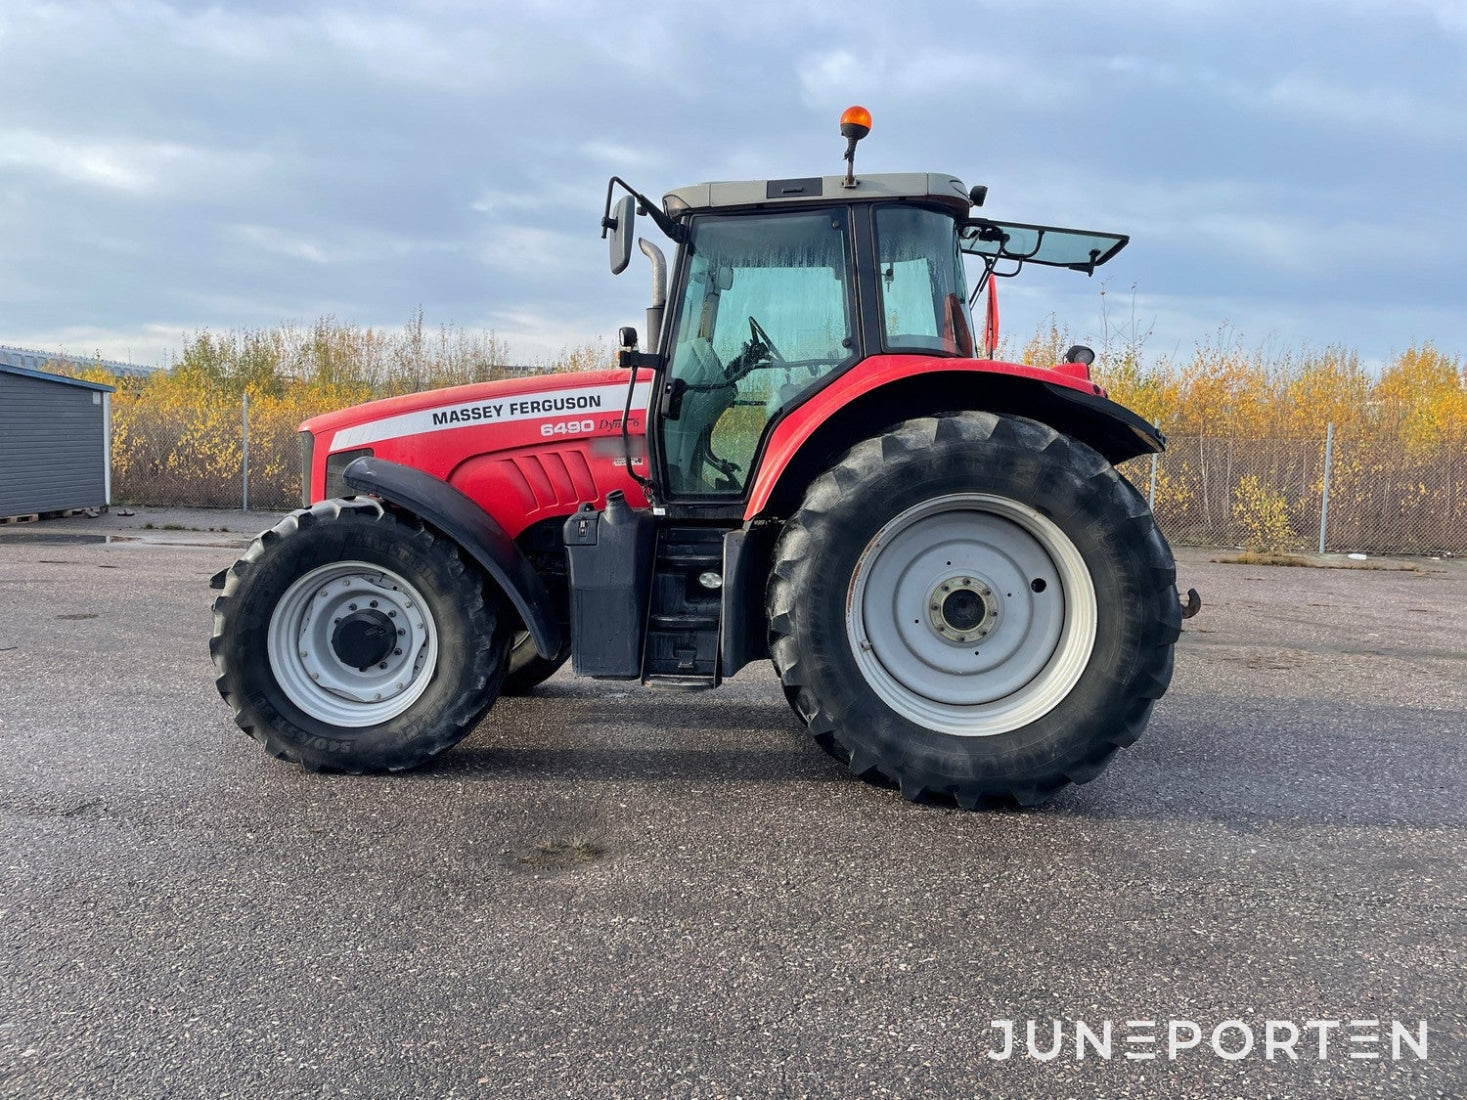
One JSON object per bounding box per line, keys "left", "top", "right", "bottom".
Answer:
{"left": 845, "top": 493, "right": 1097, "bottom": 737}
{"left": 267, "top": 561, "right": 439, "bottom": 728}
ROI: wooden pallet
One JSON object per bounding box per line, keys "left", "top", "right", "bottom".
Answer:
{"left": 0, "top": 513, "right": 40, "bottom": 525}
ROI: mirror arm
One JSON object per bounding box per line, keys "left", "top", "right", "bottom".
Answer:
{"left": 603, "top": 176, "right": 686, "bottom": 243}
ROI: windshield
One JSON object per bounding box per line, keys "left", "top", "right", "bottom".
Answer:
{"left": 661, "top": 208, "right": 855, "bottom": 496}
{"left": 960, "top": 219, "right": 1128, "bottom": 273}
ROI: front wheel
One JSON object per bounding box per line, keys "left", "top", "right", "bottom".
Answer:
{"left": 766, "top": 412, "right": 1180, "bottom": 807}
{"left": 210, "top": 499, "right": 510, "bottom": 772}
{"left": 499, "top": 630, "right": 570, "bottom": 695}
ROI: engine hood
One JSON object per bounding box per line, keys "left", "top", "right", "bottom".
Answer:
{"left": 302, "top": 369, "right": 639, "bottom": 449}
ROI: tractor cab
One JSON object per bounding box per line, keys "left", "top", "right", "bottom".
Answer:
{"left": 603, "top": 128, "right": 1129, "bottom": 507}
{"left": 653, "top": 175, "right": 976, "bottom": 498}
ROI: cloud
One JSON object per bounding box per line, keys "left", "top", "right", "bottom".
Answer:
{"left": 797, "top": 46, "right": 1073, "bottom": 112}
{"left": 0, "top": 129, "right": 271, "bottom": 198}
{"left": 477, "top": 226, "right": 590, "bottom": 276}
{"left": 1265, "top": 76, "right": 1465, "bottom": 142}
{"left": 235, "top": 226, "right": 347, "bottom": 266}
{"left": 580, "top": 141, "right": 669, "bottom": 173}
{"left": 316, "top": 10, "right": 496, "bottom": 91}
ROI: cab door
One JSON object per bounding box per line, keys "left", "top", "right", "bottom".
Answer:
{"left": 655, "top": 207, "right": 858, "bottom": 499}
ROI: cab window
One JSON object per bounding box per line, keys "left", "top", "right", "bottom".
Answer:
{"left": 875, "top": 206, "right": 973, "bottom": 356}
{"left": 661, "top": 209, "right": 854, "bottom": 495}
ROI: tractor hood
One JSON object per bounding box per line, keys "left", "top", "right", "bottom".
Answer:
{"left": 303, "top": 369, "right": 645, "bottom": 453}
{"left": 301, "top": 369, "right": 655, "bottom": 518}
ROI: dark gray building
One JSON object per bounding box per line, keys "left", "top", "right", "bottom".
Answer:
{"left": 0, "top": 363, "right": 115, "bottom": 517}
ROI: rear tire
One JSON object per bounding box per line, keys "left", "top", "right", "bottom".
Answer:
{"left": 210, "top": 499, "right": 510, "bottom": 772}
{"left": 766, "top": 412, "right": 1179, "bottom": 807}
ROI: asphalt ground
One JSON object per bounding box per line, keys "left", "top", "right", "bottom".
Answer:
{"left": 1, "top": 508, "right": 1464, "bottom": 1099}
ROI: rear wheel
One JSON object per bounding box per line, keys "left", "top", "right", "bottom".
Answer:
{"left": 210, "top": 499, "right": 510, "bottom": 772}
{"left": 766, "top": 412, "right": 1179, "bottom": 807}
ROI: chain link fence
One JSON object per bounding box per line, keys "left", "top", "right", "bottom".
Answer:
{"left": 110, "top": 400, "right": 1467, "bottom": 555}
{"left": 1120, "top": 431, "right": 1467, "bottom": 555}
{"left": 112, "top": 394, "right": 304, "bottom": 511}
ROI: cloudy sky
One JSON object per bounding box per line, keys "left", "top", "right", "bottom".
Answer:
{"left": 2, "top": 0, "right": 1464, "bottom": 370}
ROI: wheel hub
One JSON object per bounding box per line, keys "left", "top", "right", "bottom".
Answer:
{"left": 331, "top": 609, "right": 397, "bottom": 671}
{"left": 927, "top": 576, "right": 999, "bottom": 643}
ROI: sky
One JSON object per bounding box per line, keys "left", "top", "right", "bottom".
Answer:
{"left": 2, "top": 0, "right": 1465, "bottom": 371}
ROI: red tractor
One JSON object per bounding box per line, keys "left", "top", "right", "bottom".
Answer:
{"left": 211, "top": 108, "right": 1184, "bottom": 808}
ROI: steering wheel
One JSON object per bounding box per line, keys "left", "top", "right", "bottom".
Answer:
{"left": 748, "top": 315, "right": 786, "bottom": 363}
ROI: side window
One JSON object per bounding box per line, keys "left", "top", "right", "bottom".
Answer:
{"left": 880, "top": 258, "right": 942, "bottom": 344}
{"left": 662, "top": 210, "right": 854, "bottom": 496}
{"left": 875, "top": 206, "right": 972, "bottom": 356}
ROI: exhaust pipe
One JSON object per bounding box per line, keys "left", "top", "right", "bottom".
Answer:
{"left": 639, "top": 238, "right": 667, "bottom": 349}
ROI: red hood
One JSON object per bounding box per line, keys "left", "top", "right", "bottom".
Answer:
{"left": 301, "top": 369, "right": 633, "bottom": 435}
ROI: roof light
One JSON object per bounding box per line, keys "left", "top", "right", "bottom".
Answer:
{"left": 839, "top": 105, "right": 872, "bottom": 189}
{"left": 839, "top": 105, "right": 872, "bottom": 140}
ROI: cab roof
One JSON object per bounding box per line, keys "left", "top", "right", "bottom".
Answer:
{"left": 663, "top": 172, "right": 971, "bottom": 219}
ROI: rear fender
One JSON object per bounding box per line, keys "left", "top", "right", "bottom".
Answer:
{"left": 745, "top": 358, "right": 1164, "bottom": 519}
{"left": 343, "top": 456, "right": 563, "bottom": 659}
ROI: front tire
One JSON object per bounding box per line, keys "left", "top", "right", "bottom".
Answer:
{"left": 500, "top": 631, "right": 569, "bottom": 695}
{"left": 210, "top": 499, "right": 510, "bottom": 772}
{"left": 766, "top": 412, "right": 1180, "bottom": 807}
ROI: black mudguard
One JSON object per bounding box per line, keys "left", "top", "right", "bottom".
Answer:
{"left": 342, "top": 456, "right": 563, "bottom": 660}
{"left": 1038, "top": 381, "right": 1164, "bottom": 462}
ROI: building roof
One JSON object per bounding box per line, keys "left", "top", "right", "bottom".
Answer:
{"left": 0, "top": 361, "right": 116, "bottom": 393}
{"left": 0, "top": 344, "right": 152, "bottom": 378}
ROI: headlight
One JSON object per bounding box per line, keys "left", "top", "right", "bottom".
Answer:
{"left": 325, "top": 448, "right": 374, "bottom": 499}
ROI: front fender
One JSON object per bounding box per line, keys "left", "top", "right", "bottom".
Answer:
{"left": 342, "top": 456, "right": 563, "bottom": 659}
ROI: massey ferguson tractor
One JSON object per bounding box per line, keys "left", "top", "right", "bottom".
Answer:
{"left": 210, "top": 108, "right": 1185, "bottom": 808}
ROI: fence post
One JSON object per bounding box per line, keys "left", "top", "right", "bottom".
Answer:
{"left": 1318, "top": 422, "right": 1333, "bottom": 554}
{"left": 242, "top": 392, "right": 250, "bottom": 512}
{"left": 1148, "top": 421, "right": 1160, "bottom": 509}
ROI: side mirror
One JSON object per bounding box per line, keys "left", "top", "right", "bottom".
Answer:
{"left": 607, "top": 195, "right": 635, "bottom": 275}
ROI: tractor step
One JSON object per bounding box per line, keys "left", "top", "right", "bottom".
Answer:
{"left": 642, "top": 526, "right": 723, "bottom": 685}
{"left": 647, "top": 612, "right": 719, "bottom": 630}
